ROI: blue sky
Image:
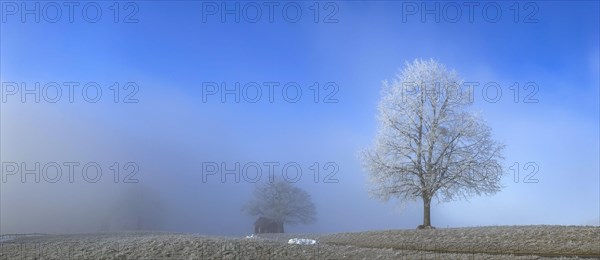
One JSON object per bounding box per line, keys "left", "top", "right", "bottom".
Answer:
{"left": 1, "top": 1, "right": 598, "bottom": 235}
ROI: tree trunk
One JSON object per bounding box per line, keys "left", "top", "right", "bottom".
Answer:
{"left": 137, "top": 216, "right": 142, "bottom": 231}
{"left": 278, "top": 221, "right": 284, "bottom": 233}
{"left": 423, "top": 196, "right": 431, "bottom": 227}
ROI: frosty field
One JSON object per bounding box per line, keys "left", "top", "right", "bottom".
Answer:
{"left": 1, "top": 225, "right": 598, "bottom": 260}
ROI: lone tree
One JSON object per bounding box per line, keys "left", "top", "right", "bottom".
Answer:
{"left": 362, "top": 59, "right": 505, "bottom": 229}
{"left": 244, "top": 180, "right": 316, "bottom": 233}
{"left": 102, "top": 185, "right": 165, "bottom": 231}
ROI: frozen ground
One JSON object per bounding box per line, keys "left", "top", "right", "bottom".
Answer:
{"left": 0, "top": 225, "right": 598, "bottom": 259}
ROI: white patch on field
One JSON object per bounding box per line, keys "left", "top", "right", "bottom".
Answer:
{"left": 0, "top": 236, "right": 14, "bottom": 243}
{"left": 288, "top": 238, "right": 317, "bottom": 245}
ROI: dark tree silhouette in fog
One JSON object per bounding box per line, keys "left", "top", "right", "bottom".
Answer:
{"left": 244, "top": 180, "right": 316, "bottom": 233}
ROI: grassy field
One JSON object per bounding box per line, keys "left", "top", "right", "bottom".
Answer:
{"left": 1, "top": 225, "right": 598, "bottom": 259}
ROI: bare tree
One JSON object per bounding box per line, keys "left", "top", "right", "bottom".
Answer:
{"left": 244, "top": 180, "right": 316, "bottom": 233}
{"left": 362, "top": 59, "right": 505, "bottom": 229}
{"left": 101, "top": 185, "right": 165, "bottom": 231}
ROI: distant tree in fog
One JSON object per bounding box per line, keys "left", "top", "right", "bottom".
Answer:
{"left": 243, "top": 180, "right": 316, "bottom": 233}
{"left": 361, "top": 59, "right": 505, "bottom": 229}
{"left": 102, "top": 185, "right": 165, "bottom": 231}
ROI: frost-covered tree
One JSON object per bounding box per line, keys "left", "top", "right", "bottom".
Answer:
{"left": 102, "top": 185, "right": 165, "bottom": 231}
{"left": 244, "top": 180, "right": 316, "bottom": 233}
{"left": 362, "top": 59, "right": 505, "bottom": 229}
